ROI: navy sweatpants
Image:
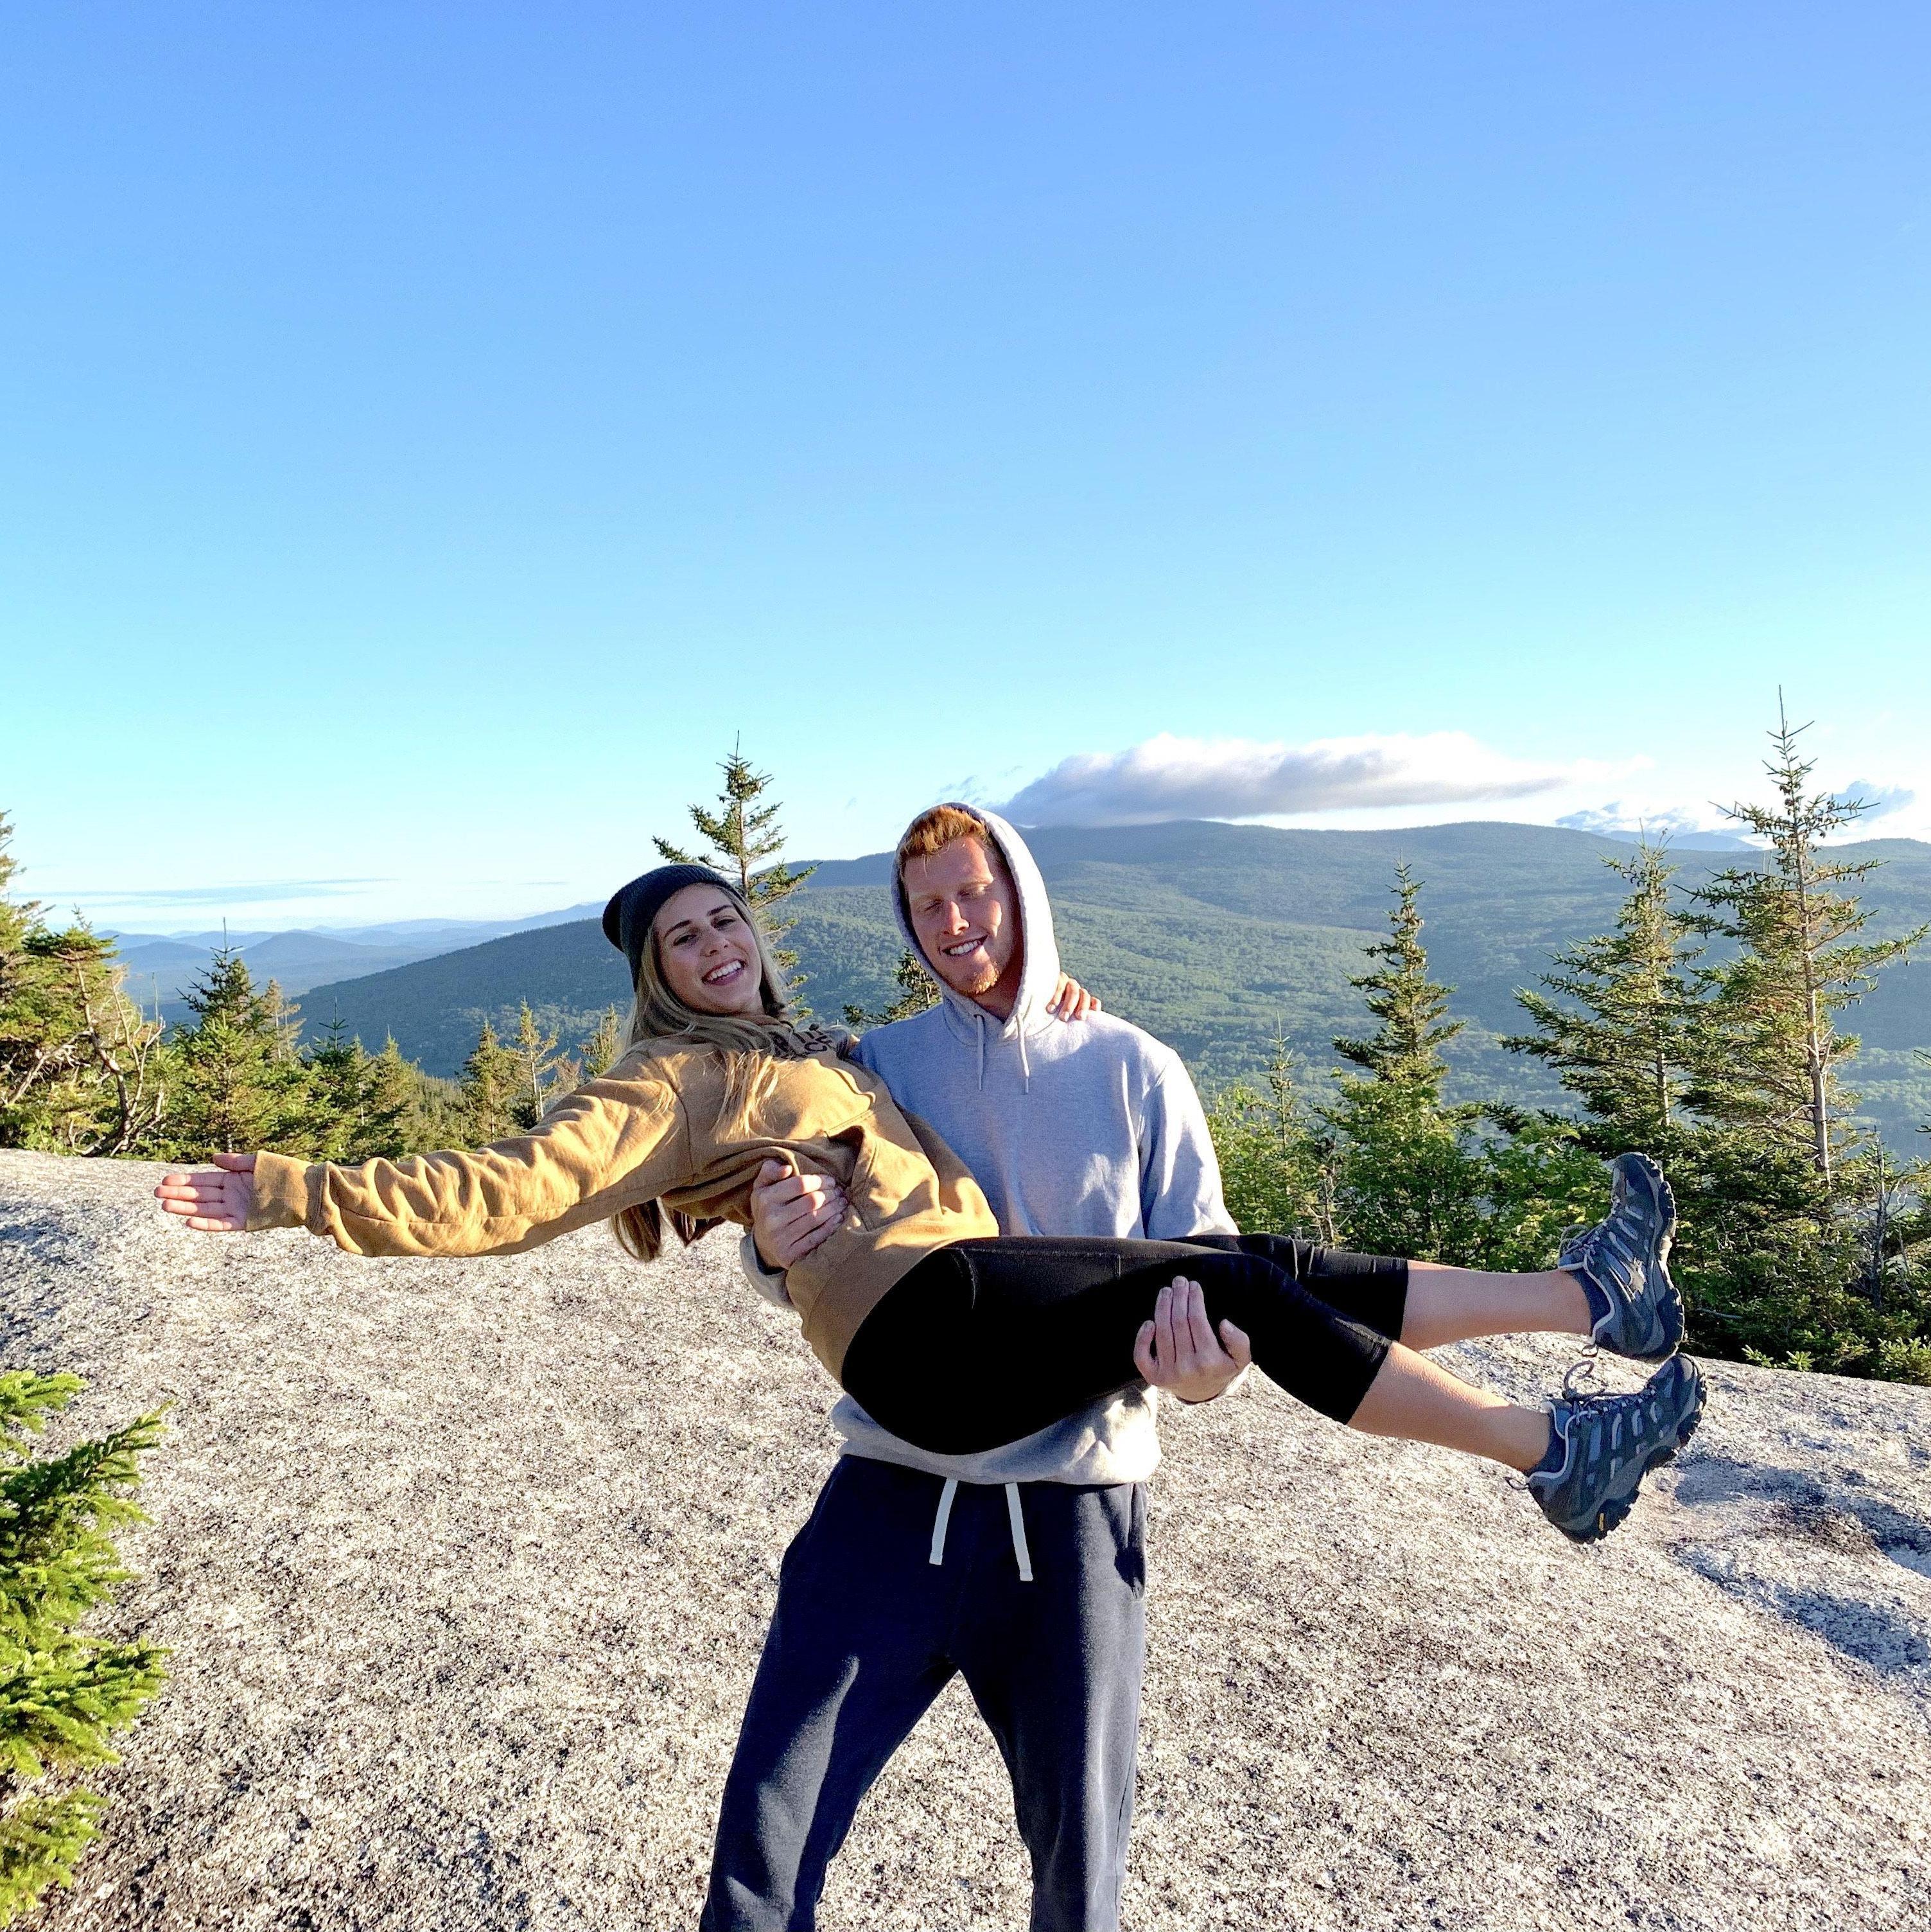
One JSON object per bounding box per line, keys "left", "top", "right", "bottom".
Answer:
{"left": 701, "top": 1455, "right": 1148, "bottom": 1932}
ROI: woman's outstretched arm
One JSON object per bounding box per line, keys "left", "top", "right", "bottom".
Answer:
{"left": 155, "top": 1060, "right": 691, "bottom": 1257}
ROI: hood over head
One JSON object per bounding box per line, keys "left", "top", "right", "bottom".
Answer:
{"left": 891, "top": 807, "right": 1063, "bottom": 1076}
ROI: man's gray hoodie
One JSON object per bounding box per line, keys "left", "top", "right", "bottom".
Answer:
{"left": 742, "top": 809, "right": 1235, "bottom": 1486}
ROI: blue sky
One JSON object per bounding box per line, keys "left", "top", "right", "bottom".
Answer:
{"left": 6, "top": 3, "right": 1928, "bottom": 929}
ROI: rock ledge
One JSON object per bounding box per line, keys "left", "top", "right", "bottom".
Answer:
{"left": 3, "top": 1149, "right": 1928, "bottom": 1931}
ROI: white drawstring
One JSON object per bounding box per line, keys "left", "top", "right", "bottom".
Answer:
{"left": 1004, "top": 1482, "right": 1034, "bottom": 1581}
{"left": 926, "top": 1476, "right": 1034, "bottom": 1582}
{"left": 929, "top": 1477, "right": 959, "bottom": 1566}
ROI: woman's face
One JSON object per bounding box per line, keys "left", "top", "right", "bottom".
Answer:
{"left": 652, "top": 885, "right": 766, "bottom": 1016}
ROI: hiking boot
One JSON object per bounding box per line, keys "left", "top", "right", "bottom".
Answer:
{"left": 1559, "top": 1152, "right": 1682, "bottom": 1362}
{"left": 1527, "top": 1355, "right": 1706, "bottom": 1544}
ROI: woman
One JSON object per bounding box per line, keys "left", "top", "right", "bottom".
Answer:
{"left": 157, "top": 863, "right": 1704, "bottom": 1543}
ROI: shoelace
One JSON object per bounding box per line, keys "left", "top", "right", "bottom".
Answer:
{"left": 1564, "top": 1363, "right": 1679, "bottom": 1477}
{"left": 1565, "top": 1211, "right": 1643, "bottom": 1294}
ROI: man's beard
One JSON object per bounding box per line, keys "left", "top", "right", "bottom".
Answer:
{"left": 942, "top": 953, "right": 1002, "bottom": 997}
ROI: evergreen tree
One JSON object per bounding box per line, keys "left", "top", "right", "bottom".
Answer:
{"left": 0, "top": 817, "right": 166, "bottom": 1155}
{"left": 655, "top": 739, "right": 816, "bottom": 992}
{"left": 1323, "top": 868, "right": 1484, "bottom": 1260}
{"left": 358, "top": 1037, "right": 435, "bottom": 1158}
{"left": 1469, "top": 1114, "right": 1611, "bottom": 1275}
{"left": 1332, "top": 865, "right": 1464, "bottom": 1098}
{"left": 1691, "top": 701, "right": 1926, "bottom": 1185}
{"left": 507, "top": 1003, "right": 564, "bottom": 1129}
{"left": 300, "top": 1020, "right": 373, "bottom": 1161}
{"left": 1494, "top": 724, "right": 1931, "bottom": 1382}
{"left": 1506, "top": 841, "right": 1705, "bottom": 1156}
{"left": 0, "top": 1373, "right": 166, "bottom": 1925}
{"left": 165, "top": 944, "right": 308, "bottom": 1157}
{"left": 1206, "top": 1033, "right": 1336, "bottom": 1240}
{"left": 298, "top": 1021, "right": 439, "bottom": 1162}
{"left": 1663, "top": 698, "right": 1931, "bottom": 1376}
{"left": 457, "top": 1019, "right": 521, "bottom": 1144}
{"left": 575, "top": 1006, "right": 624, "bottom": 1082}
{"left": 843, "top": 950, "right": 940, "bottom": 1030}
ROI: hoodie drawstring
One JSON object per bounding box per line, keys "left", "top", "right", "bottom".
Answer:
{"left": 1004, "top": 1482, "right": 1034, "bottom": 1581}
{"left": 927, "top": 1477, "right": 1034, "bottom": 1582}
{"left": 928, "top": 1477, "right": 959, "bottom": 1565}
{"left": 970, "top": 1005, "right": 1031, "bottom": 1094}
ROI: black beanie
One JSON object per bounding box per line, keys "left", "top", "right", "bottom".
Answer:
{"left": 602, "top": 865, "right": 738, "bottom": 987}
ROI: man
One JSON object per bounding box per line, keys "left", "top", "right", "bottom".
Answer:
{"left": 701, "top": 804, "right": 1248, "bottom": 1932}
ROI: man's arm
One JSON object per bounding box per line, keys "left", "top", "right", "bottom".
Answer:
{"left": 1138, "top": 1052, "right": 1238, "bottom": 1240}
{"left": 1136, "top": 1048, "right": 1248, "bottom": 1400}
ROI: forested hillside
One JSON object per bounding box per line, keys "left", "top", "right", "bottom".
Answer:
{"left": 10, "top": 796, "right": 1931, "bottom": 1385}
{"left": 297, "top": 820, "right": 1931, "bottom": 1143}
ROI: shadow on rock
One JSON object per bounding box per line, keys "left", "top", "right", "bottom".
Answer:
{"left": 1668, "top": 1452, "right": 1931, "bottom": 1683}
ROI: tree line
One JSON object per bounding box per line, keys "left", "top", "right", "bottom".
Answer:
{"left": 1207, "top": 708, "right": 1931, "bottom": 1384}
{"left": 4, "top": 716, "right": 1928, "bottom": 1382}
{"left": 0, "top": 813, "right": 627, "bottom": 1168}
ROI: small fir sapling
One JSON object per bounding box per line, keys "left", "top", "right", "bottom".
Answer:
{"left": 0, "top": 1373, "right": 166, "bottom": 1926}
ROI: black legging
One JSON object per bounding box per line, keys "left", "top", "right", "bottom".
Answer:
{"left": 840, "top": 1234, "right": 1410, "bottom": 1457}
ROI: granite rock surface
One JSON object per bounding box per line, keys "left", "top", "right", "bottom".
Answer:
{"left": 3, "top": 1148, "right": 1927, "bottom": 1931}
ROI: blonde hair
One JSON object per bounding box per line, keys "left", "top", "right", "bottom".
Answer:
{"left": 611, "top": 880, "right": 799, "bottom": 1265}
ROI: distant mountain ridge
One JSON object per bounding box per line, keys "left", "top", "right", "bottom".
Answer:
{"left": 292, "top": 820, "right": 1931, "bottom": 1145}
{"left": 115, "top": 904, "right": 607, "bottom": 1014}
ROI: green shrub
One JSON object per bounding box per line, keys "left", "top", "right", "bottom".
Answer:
{"left": 0, "top": 1374, "right": 166, "bottom": 1926}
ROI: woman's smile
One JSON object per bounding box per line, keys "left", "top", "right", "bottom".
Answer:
{"left": 652, "top": 883, "right": 769, "bottom": 1015}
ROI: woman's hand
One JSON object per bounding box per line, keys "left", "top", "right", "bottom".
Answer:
{"left": 154, "top": 1152, "right": 256, "bottom": 1233}
{"left": 1047, "top": 974, "right": 1101, "bottom": 1023}
{"left": 1134, "top": 1277, "right": 1252, "bottom": 1403}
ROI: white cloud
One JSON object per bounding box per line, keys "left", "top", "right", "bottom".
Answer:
{"left": 995, "top": 731, "right": 1578, "bottom": 828}
{"left": 1839, "top": 778, "right": 1916, "bottom": 821}
{"left": 1557, "top": 775, "right": 1931, "bottom": 850}
{"left": 52, "top": 877, "right": 392, "bottom": 908}
{"left": 1555, "top": 802, "right": 1752, "bottom": 846}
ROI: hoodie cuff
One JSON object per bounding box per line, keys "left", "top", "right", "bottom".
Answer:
{"left": 737, "top": 1231, "right": 794, "bottom": 1308}
{"left": 247, "top": 1152, "right": 315, "bottom": 1231}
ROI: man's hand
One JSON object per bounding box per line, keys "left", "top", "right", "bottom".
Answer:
{"left": 1047, "top": 973, "right": 1101, "bottom": 1023}
{"left": 1133, "top": 1277, "right": 1252, "bottom": 1403}
{"left": 154, "top": 1152, "right": 256, "bottom": 1233}
{"left": 749, "top": 1158, "right": 846, "bottom": 1270}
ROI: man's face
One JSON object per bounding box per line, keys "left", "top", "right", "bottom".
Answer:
{"left": 902, "top": 836, "right": 1021, "bottom": 1005}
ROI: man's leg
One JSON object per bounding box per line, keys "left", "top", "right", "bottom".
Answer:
{"left": 954, "top": 1481, "right": 1147, "bottom": 1932}
{"left": 701, "top": 1458, "right": 961, "bottom": 1932}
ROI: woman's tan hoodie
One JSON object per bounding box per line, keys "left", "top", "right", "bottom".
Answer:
{"left": 246, "top": 1040, "right": 999, "bottom": 1380}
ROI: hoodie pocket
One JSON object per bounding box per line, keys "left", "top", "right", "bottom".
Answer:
{"left": 834, "top": 1125, "right": 883, "bottom": 1231}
